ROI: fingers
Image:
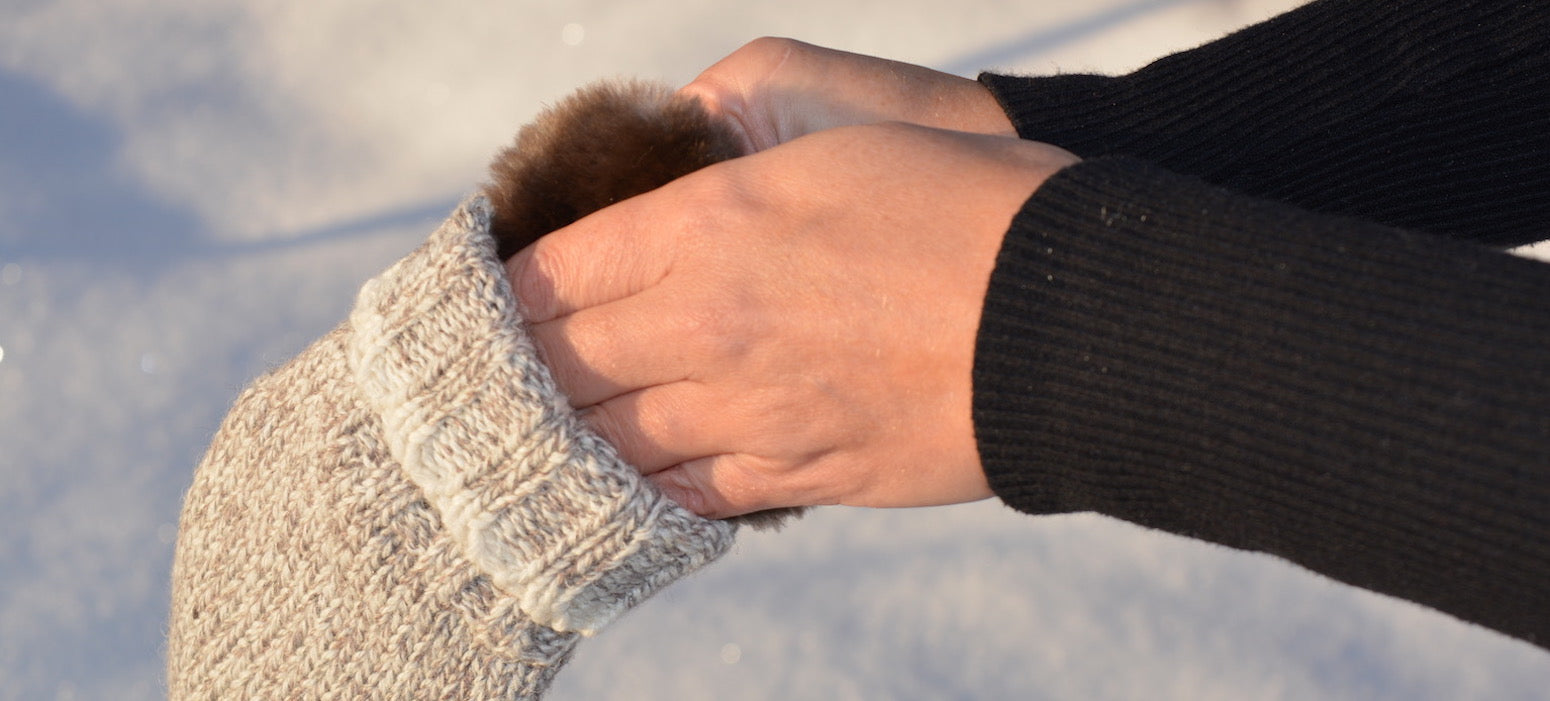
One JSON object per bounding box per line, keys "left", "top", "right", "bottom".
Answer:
{"left": 679, "top": 37, "right": 805, "bottom": 153}
{"left": 504, "top": 193, "right": 674, "bottom": 324}
{"left": 579, "top": 381, "right": 832, "bottom": 517}
{"left": 580, "top": 381, "right": 723, "bottom": 474}
{"left": 525, "top": 284, "right": 695, "bottom": 408}
{"left": 507, "top": 120, "right": 1051, "bottom": 520}
{"left": 572, "top": 379, "right": 775, "bottom": 517}
{"left": 648, "top": 454, "right": 836, "bottom": 519}
{"left": 680, "top": 36, "right": 1018, "bottom": 153}
{"left": 676, "top": 68, "right": 759, "bottom": 156}
{"left": 648, "top": 457, "right": 765, "bottom": 519}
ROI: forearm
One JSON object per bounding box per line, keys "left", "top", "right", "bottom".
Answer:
{"left": 979, "top": 0, "right": 1550, "bottom": 247}
{"left": 974, "top": 157, "right": 1550, "bottom": 647}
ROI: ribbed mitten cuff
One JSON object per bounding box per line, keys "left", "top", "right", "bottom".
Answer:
{"left": 348, "top": 196, "right": 734, "bottom": 635}
{"left": 973, "top": 156, "right": 1550, "bottom": 643}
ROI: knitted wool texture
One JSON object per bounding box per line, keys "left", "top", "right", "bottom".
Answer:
{"left": 167, "top": 197, "right": 735, "bottom": 698}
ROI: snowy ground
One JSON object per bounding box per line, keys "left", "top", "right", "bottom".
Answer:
{"left": 2, "top": 1, "right": 1547, "bottom": 699}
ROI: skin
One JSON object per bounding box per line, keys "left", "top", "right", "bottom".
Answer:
{"left": 506, "top": 39, "right": 1079, "bottom": 518}
{"left": 675, "top": 37, "right": 1020, "bottom": 151}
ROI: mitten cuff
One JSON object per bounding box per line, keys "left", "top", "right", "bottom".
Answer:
{"left": 347, "top": 196, "right": 734, "bottom": 635}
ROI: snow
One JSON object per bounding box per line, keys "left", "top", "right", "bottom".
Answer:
{"left": 2, "top": 1, "right": 1546, "bottom": 699}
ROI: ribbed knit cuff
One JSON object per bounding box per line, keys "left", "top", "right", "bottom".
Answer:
{"left": 347, "top": 197, "right": 734, "bottom": 635}
{"left": 975, "top": 156, "right": 1550, "bottom": 513}
{"left": 977, "top": 0, "right": 1550, "bottom": 247}
{"left": 977, "top": 0, "right": 1532, "bottom": 158}
{"left": 972, "top": 157, "right": 1550, "bottom": 642}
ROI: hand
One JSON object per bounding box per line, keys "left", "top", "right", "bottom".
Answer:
{"left": 679, "top": 37, "right": 1017, "bottom": 154}
{"left": 507, "top": 123, "right": 1078, "bottom": 518}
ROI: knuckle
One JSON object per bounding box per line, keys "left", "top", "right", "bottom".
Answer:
{"left": 652, "top": 466, "right": 709, "bottom": 515}
{"left": 692, "top": 37, "right": 812, "bottom": 153}
{"left": 738, "top": 36, "right": 800, "bottom": 64}
{"left": 512, "top": 244, "right": 564, "bottom": 321}
{"left": 585, "top": 402, "right": 657, "bottom": 472}
{"left": 680, "top": 297, "right": 753, "bottom": 364}
{"left": 525, "top": 323, "right": 577, "bottom": 394}
{"left": 665, "top": 170, "right": 755, "bottom": 249}
{"left": 739, "top": 387, "right": 853, "bottom": 470}
{"left": 562, "top": 315, "right": 619, "bottom": 381}
{"left": 630, "top": 390, "right": 690, "bottom": 457}
{"left": 691, "top": 37, "right": 797, "bottom": 101}
{"left": 674, "top": 165, "right": 742, "bottom": 214}
{"left": 698, "top": 456, "right": 770, "bottom": 518}
{"left": 580, "top": 403, "right": 627, "bottom": 451}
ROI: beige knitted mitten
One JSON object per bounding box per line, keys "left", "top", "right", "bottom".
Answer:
{"left": 166, "top": 81, "right": 817, "bottom": 697}
{"left": 167, "top": 196, "right": 735, "bottom": 698}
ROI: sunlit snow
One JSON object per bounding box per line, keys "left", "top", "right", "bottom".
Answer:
{"left": 3, "top": 1, "right": 1546, "bottom": 699}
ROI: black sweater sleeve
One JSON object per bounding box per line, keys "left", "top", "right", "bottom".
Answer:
{"left": 970, "top": 0, "right": 1550, "bottom": 649}
{"left": 979, "top": 0, "right": 1550, "bottom": 248}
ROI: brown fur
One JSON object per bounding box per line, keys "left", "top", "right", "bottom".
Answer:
{"left": 485, "top": 80, "right": 803, "bottom": 531}
{"left": 485, "top": 80, "right": 744, "bottom": 260}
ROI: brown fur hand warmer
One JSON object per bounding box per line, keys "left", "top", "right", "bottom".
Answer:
{"left": 169, "top": 82, "right": 789, "bottom": 698}
{"left": 484, "top": 81, "right": 804, "bottom": 530}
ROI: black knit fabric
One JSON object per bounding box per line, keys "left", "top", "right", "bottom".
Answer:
{"left": 980, "top": 0, "right": 1550, "bottom": 248}
{"left": 973, "top": 0, "right": 1550, "bottom": 648}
